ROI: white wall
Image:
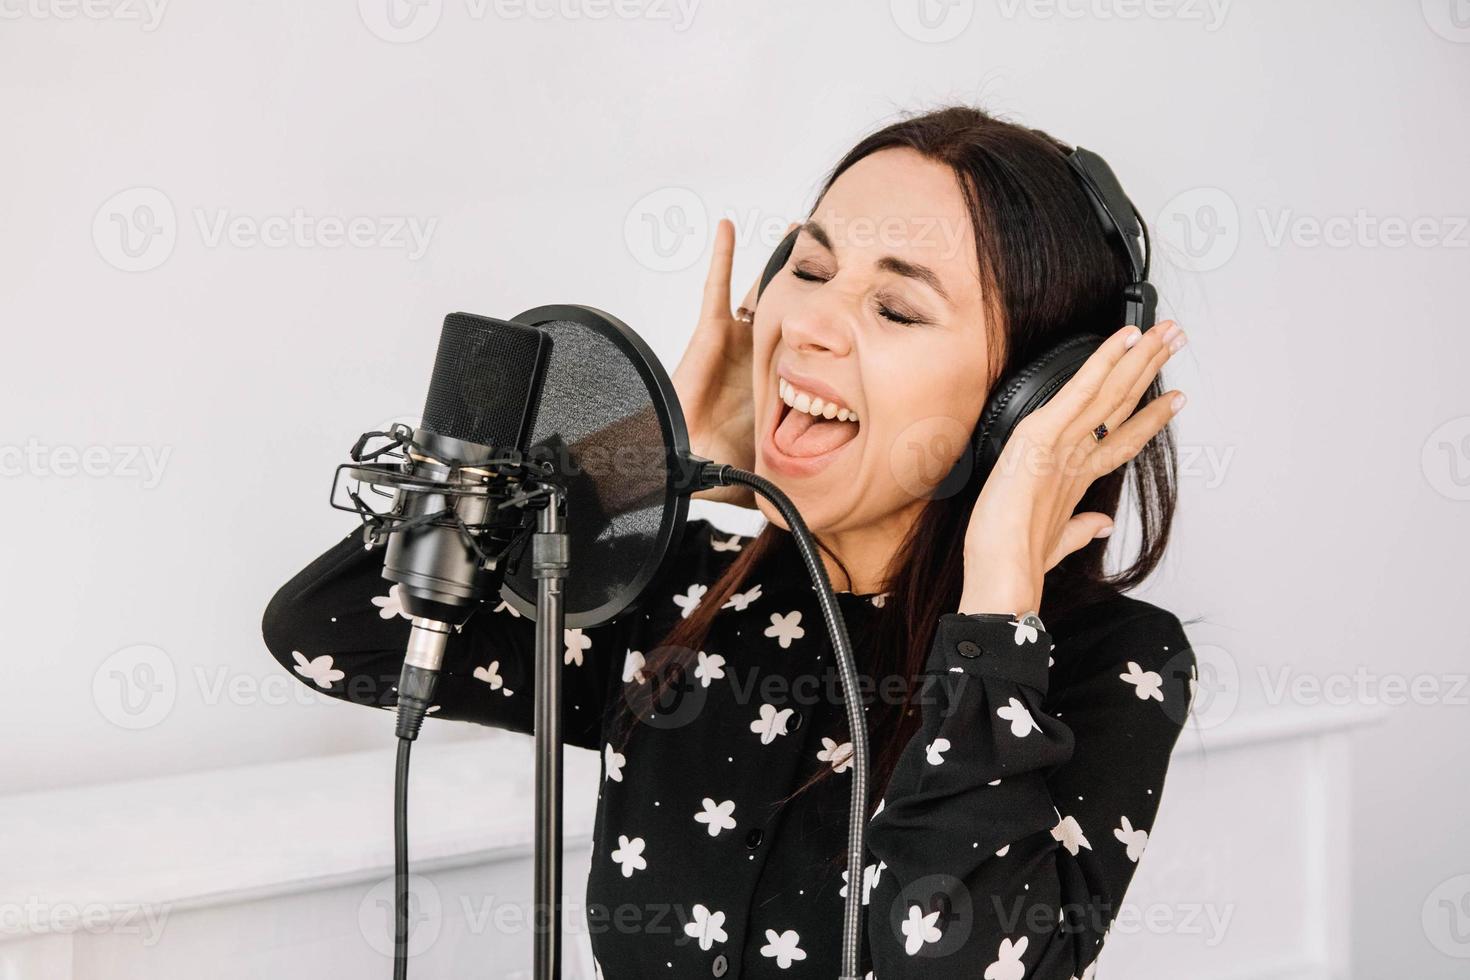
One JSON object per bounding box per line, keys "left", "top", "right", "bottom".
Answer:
{"left": 2, "top": 1, "right": 1466, "bottom": 976}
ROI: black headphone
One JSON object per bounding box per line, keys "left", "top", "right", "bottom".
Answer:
{"left": 756, "top": 145, "right": 1156, "bottom": 487}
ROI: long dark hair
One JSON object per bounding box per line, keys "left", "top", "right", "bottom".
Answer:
{"left": 616, "top": 105, "right": 1177, "bottom": 829}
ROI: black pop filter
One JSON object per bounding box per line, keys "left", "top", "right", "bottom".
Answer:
{"left": 499, "top": 304, "right": 691, "bottom": 629}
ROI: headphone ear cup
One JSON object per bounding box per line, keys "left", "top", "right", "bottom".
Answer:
{"left": 972, "top": 334, "right": 1105, "bottom": 479}
{"left": 757, "top": 229, "right": 799, "bottom": 302}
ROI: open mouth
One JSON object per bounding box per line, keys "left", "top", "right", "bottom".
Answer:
{"left": 769, "top": 376, "right": 862, "bottom": 460}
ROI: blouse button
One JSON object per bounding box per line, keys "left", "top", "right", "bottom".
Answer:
{"left": 956, "top": 639, "right": 983, "bottom": 658}
{"left": 745, "top": 827, "right": 764, "bottom": 848}
{"left": 711, "top": 953, "right": 729, "bottom": 977}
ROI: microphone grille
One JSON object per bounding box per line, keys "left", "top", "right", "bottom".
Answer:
{"left": 421, "top": 313, "right": 551, "bottom": 450}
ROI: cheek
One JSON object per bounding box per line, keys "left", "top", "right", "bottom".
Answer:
{"left": 867, "top": 364, "right": 983, "bottom": 502}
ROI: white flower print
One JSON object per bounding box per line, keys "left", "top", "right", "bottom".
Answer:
{"left": 710, "top": 533, "right": 744, "bottom": 552}
{"left": 564, "top": 628, "right": 591, "bottom": 667}
{"left": 870, "top": 592, "right": 889, "bottom": 608}
{"left": 997, "top": 697, "right": 1041, "bottom": 738}
{"left": 291, "top": 651, "right": 344, "bottom": 690}
{"left": 871, "top": 798, "right": 885, "bottom": 821}
{"left": 622, "top": 649, "right": 646, "bottom": 685}
{"left": 1114, "top": 816, "right": 1148, "bottom": 862}
{"left": 1051, "top": 814, "right": 1092, "bottom": 856}
{"left": 603, "top": 743, "right": 625, "bottom": 783}
{"left": 759, "top": 928, "right": 806, "bottom": 969}
{"left": 472, "top": 660, "right": 515, "bottom": 697}
{"left": 1119, "top": 661, "right": 1165, "bottom": 702}
{"left": 694, "top": 650, "right": 726, "bottom": 687}
{"left": 750, "top": 703, "right": 794, "bottom": 744}
{"left": 673, "top": 583, "right": 707, "bottom": 619}
{"left": 901, "top": 904, "right": 942, "bottom": 955}
{"left": 984, "top": 936, "right": 1029, "bottom": 980}
{"left": 694, "top": 798, "right": 737, "bottom": 837}
{"left": 370, "top": 583, "right": 410, "bottom": 620}
{"left": 684, "top": 904, "right": 729, "bottom": 950}
{"left": 818, "top": 737, "right": 854, "bottom": 773}
{"left": 1010, "top": 618, "right": 1040, "bottom": 645}
{"left": 610, "top": 835, "right": 647, "bottom": 877}
{"left": 925, "top": 736, "right": 952, "bottom": 766}
{"left": 839, "top": 862, "right": 880, "bottom": 905}
{"left": 723, "top": 583, "right": 763, "bottom": 612}
{"left": 764, "top": 610, "right": 805, "bottom": 649}
{"left": 995, "top": 844, "right": 1011, "bottom": 857}
{"left": 493, "top": 599, "right": 522, "bottom": 618}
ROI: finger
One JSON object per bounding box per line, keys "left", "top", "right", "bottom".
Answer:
{"left": 1088, "top": 388, "right": 1187, "bottom": 478}
{"left": 1044, "top": 512, "right": 1114, "bottom": 571}
{"left": 1100, "top": 327, "right": 1180, "bottom": 433}
{"left": 698, "top": 219, "right": 736, "bottom": 324}
{"left": 1043, "top": 323, "right": 1146, "bottom": 424}
{"left": 1062, "top": 320, "right": 1176, "bottom": 441}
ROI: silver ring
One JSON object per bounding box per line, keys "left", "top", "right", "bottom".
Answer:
{"left": 733, "top": 307, "right": 754, "bottom": 324}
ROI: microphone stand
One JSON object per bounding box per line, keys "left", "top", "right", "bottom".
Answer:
{"left": 530, "top": 486, "right": 568, "bottom": 980}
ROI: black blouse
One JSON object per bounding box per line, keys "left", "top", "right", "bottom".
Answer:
{"left": 262, "top": 517, "right": 1195, "bottom": 979}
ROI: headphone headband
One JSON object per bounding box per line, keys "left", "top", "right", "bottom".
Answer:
{"left": 1066, "top": 146, "right": 1157, "bottom": 329}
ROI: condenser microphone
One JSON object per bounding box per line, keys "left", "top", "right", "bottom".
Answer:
{"left": 382, "top": 312, "right": 551, "bottom": 626}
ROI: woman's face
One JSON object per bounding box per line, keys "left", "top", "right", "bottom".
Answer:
{"left": 752, "top": 147, "right": 993, "bottom": 535}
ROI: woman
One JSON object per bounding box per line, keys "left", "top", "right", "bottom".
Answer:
{"left": 263, "top": 105, "right": 1195, "bottom": 979}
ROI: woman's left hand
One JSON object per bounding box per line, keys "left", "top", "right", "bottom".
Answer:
{"left": 957, "top": 320, "right": 1189, "bottom": 616}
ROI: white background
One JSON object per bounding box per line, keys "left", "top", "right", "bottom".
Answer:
{"left": 2, "top": 1, "right": 1467, "bottom": 977}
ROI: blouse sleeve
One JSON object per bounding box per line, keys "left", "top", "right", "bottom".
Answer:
{"left": 863, "top": 606, "right": 1194, "bottom": 979}
{"left": 260, "top": 526, "right": 637, "bottom": 750}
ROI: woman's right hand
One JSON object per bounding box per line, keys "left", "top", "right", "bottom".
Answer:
{"left": 673, "top": 218, "right": 769, "bottom": 507}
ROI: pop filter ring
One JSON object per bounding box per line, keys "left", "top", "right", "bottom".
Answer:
{"left": 501, "top": 304, "right": 692, "bottom": 629}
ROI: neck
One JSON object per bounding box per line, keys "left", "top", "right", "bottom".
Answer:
{"left": 811, "top": 500, "right": 925, "bottom": 596}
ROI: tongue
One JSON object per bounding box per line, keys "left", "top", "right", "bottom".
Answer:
{"left": 774, "top": 407, "right": 860, "bottom": 458}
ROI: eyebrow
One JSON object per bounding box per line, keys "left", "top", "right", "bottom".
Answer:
{"left": 800, "top": 220, "right": 953, "bottom": 305}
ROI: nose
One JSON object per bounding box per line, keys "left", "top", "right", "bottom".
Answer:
{"left": 779, "top": 293, "right": 854, "bottom": 358}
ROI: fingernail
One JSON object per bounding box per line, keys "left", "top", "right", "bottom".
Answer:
{"left": 1124, "top": 327, "right": 1142, "bottom": 349}
{"left": 1169, "top": 333, "right": 1188, "bottom": 353}
{"left": 1094, "top": 525, "right": 1114, "bottom": 538}
{"left": 1160, "top": 322, "right": 1181, "bottom": 344}
{"left": 1171, "top": 392, "right": 1188, "bottom": 412}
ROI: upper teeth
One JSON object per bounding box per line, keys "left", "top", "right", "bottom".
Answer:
{"left": 779, "top": 377, "right": 858, "bottom": 422}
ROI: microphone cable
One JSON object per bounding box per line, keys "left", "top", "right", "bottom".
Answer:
{"left": 694, "top": 463, "right": 870, "bottom": 980}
